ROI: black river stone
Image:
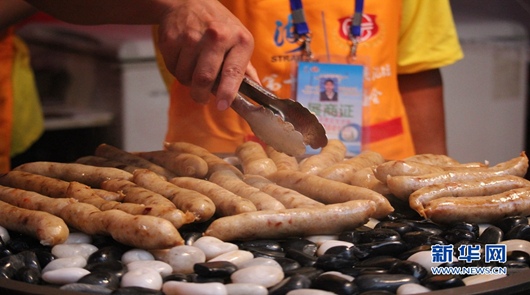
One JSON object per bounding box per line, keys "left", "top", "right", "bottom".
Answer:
{"left": 272, "top": 257, "right": 302, "bottom": 272}
{"left": 421, "top": 274, "right": 465, "bottom": 290}
{"left": 494, "top": 215, "right": 528, "bottom": 234}
{"left": 478, "top": 226, "right": 504, "bottom": 244}
{"left": 77, "top": 270, "right": 120, "bottom": 290}
{"left": 406, "top": 220, "right": 444, "bottom": 236}
{"left": 85, "top": 260, "right": 128, "bottom": 279}
{"left": 0, "top": 253, "right": 26, "bottom": 279}
{"left": 338, "top": 230, "right": 363, "bottom": 244}
{"left": 88, "top": 246, "right": 128, "bottom": 265}
{"left": 182, "top": 232, "right": 203, "bottom": 245}
{"left": 242, "top": 246, "right": 286, "bottom": 258}
{"left": 14, "top": 266, "right": 41, "bottom": 284}
{"left": 0, "top": 248, "right": 13, "bottom": 260}
{"left": 505, "top": 224, "right": 530, "bottom": 241}
{"left": 60, "top": 283, "right": 113, "bottom": 294}
{"left": 186, "top": 273, "right": 226, "bottom": 283}
{"left": 240, "top": 239, "right": 283, "bottom": 252}
{"left": 15, "top": 251, "right": 41, "bottom": 271}
{"left": 503, "top": 260, "right": 530, "bottom": 275}
{"left": 285, "top": 248, "right": 317, "bottom": 267}
{"left": 315, "top": 253, "right": 359, "bottom": 271}
{"left": 401, "top": 231, "right": 447, "bottom": 248}
{"left": 7, "top": 235, "right": 44, "bottom": 253}
{"left": 339, "top": 266, "right": 388, "bottom": 277}
{"left": 388, "top": 260, "right": 428, "bottom": 280}
{"left": 507, "top": 250, "right": 530, "bottom": 265}
{"left": 442, "top": 228, "right": 476, "bottom": 244}
{"left": 357, "top": 256, "right": 400, "bottom": 269}
{"left": 281, "top": 238, "right": 318, "bottom": 256}
{"left": 359, "top": 228, "right": 401, "bottom": 244}
{"left": 111, "top": 286, "right": 164, "bottom": 295}
{"left": 397, "top": 245, "right": 432, "bottom": 260}
{"left": 375, "top": 221, "right": 413, "bottom": 236}
{"left": 163, "top": 273, "right": 188, "bottom": 282}
{"left": 269, "top": 274, "right": 312, "bottom": 295}
{"left": 311, "top": 273, "right": 359, "bottom": 295}
{"left": 450, "top": 221, "right": 480, "bottom": 237}
{"left": 283, "top": 266, "right": 323, "bottom": 280}
{"left": 193, "top": 261, "right": 237, "bottom": 278}
{"left": 356, "top": 240, "right": 408, "bottom": 258}
{"left": 355, "top": 274, "right": 419, "bottom": 293}
{"left": 34, "top": 250, "right": 56, "bottom": 269}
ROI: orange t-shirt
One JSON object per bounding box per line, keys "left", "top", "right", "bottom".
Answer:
{"left": 0, "top": 28, "right": 15, "bottom": 173}
{"left": 164, "top": 0, "right": 462, "bottom": 160}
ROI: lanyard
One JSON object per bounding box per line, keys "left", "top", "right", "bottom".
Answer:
{"left": 288, "top": 0, "right": 364, "bottom": 59}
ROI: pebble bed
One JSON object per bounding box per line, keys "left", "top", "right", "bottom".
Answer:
{"left": 2, "top": 211, "right": 530, "bottom": 295}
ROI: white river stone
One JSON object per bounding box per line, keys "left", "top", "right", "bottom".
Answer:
{"left": 51, "top": 243, "right": 98, "bottom": 259}
{"left": 126, "top": 260, "right": 173, "bottom": 277}
{"left": 396, "top": 283, "right": 432, "bottom": 295}
{"left": 304, "top": 235, "right": 339, "bottom": 246}
{"left": 163, "top": 245, "right": 206, "bottom": 274}
{"left": 192, "top": 236, "right": 239, "bottom": 260}
{"left": 230, "top": 265, "right": 284, "bottom": 288}
{"left": 163, "top": 281, "right": 227, "bottom": 295}
{"left": 0, "top": 226, "right": 10, "bottom": 243}
{"left": 225, "top": 283, "right": 268, "bottom": 295}
{"left": 64, "top": 232, "right": 92, "bottom": 244}
{"left": 122, "top": 248, "right": 155, "bottom": 265}
{"left": 120, "top": 266, "right": 162, "bottom": 290}
{"left": 42, "top": 255, "right": 87, "bottom": 273}
{"left": 238, "top": 257, "right": 283, "bottom": 270}
{"left": 209, "top": 250, "right": 254, "bottom": 267}
{"left": 407, "top": 250, "right": 457, "bottom": 274}
{"left": 42, "top": 267, "right": 90, "bottom": 285}
{"left": 320, "top": 271, "right": 354, "bottom": 281}
{"left": 500, "top": 239, "right": 530, "bottom": 256}
{"left": 463, "top": 274, "right": 506, "bottom": 286}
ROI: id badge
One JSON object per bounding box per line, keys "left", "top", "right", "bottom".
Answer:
{"left": 294, "top": 55, "right": 370, "bottom": 156}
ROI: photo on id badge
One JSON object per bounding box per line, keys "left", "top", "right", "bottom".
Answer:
{"left": 296, "top": 62, "right": 364, "bottom": 155}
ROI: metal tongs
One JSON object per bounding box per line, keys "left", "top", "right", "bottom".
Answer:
{"left": 231, "top": 76, "right": 327, "bottom": 156}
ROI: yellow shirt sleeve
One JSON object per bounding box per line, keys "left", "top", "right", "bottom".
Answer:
{"left": 397, "top": 0, "right": 464, "bottom": 74}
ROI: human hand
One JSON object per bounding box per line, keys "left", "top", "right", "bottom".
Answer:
{"left": 157, "top": 0, "right": 255, "bottom": 110}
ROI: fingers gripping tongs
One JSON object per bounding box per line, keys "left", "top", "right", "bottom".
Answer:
{"left": 231, "top": 76, "right": 327, "bottom": 156}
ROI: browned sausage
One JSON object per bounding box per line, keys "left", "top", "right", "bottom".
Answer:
{"left": 265, "top": 145, "right": 299, "bottom": 171}
{"left": 76, "top": 155, "right": 142, "bottom": 175}
{"left": 267, "top": 170, "right": 393, "bottom": 218}
{"left": 101, "top": 179, "right": 177, "bottom": 208}
{"left": 134, "top": 150, "right": 208, "bottom": 178}
{"left": 350, "top": 166, "right": 392, "bottom": 196}
{"left": 299, "top": 139, "right": 347, "bottom": 175}
{"left": 319, "top": 151, "right": 385, "bottom": 183}
{"left": 204, "top": 200, "right": 376, "bottom": 241}
{"left": 235, "top": 141, "right": 277, "bottom": 177}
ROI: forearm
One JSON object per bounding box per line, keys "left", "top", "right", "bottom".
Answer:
{"left": 22, "top": 0, "right": 176, "bottom": 25}
{"left": 398, "top": 68, "right": 447, "bottom": 155}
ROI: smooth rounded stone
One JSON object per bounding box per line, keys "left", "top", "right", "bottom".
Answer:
{"left": 442, "top": 228, "right": 476, "bottom": 244}
{"left": 163, "top": 273, "right": 188, "bottom": 283}
{"left": 194, "top": 261, "right": 238, "bottom": 278}
{"left": 337, "top": 230, "right": 362, "bottom": 244}
{"left": 243, "top": 246, "right": 286, "bottom": 259}
{"left": 359, "top": 228, "right": 401, "bottom": 244}
{"left": 77, "top": 270, "right": 120, "bottom": 290}
{"left": 398, "top": 245, "right": 432, "bottom": 260}
{"left": 230, "top": 265, "right": 284, "bottom": 288}
{"left": 305, "top": 235, "right": 340, "bottom": 246}
{"left": 358, "top": 256, "right": 401, "bottom": 269}
{"left": 401, "top": 231, "right": 447, "bottom": 248}
{"left": 121, "top": 267, "right": 162, "bottom": 290}
{"left": 317, "top": 241, "right": 354, "bottom": 256}
{"left": 311, "top": 273, "right": 358, "bottom": 295}
{"left": 65, "top": 232, "right": 93, "bottom": 244}
{"left": 225, "top": 283, "right": 268, "bottom": 295}
{"left": 272, "top": 257, "right": 302, "bottom": 272}
{"left": 503, "top": 260, "right": 530, "bottom": 275}
{"left": 14, "top": 266, "right": 42, "bottom": 284}
{"left": 0, "top": 247, "right": 13, "bottom": 260}
{"left": 286, "top": 289, "right": 338, "bottom": 295}
{"left": 186, "top": 273, "right": 225, "bottom": 284}
{"left": 239, "top": 257, "right": 283, "bottom": 270}
{"left": 85, "top": 260, "right": 128, "bottom": 279}
{"left": 283, "top": 266, "right": 323, "bottom": 280}
{"left": 478, "top": 226, "right": 504, "bottom": 244}
{"left": 41, "top": 267, "right": 90, "bottom": 285}
{"left": 396, "top": 283, "right": 431, "bottom": 295}
{"left": 240, "top": 239, "right": 283, "bottom": 252}
{"left": 269, "top": 274, "right": 311, "bottom": 295}
{"left": 51, "top": 243, "right": 98, "bottom": 259}
{"left": 450, "top": 221, "right": 480, "bottom": 237}
{"left": 285, "top": 248, "right": 317, "bottom": 267}
{"left": 122, "top": 249, "right": 155, "bottom": 265}
{"left": 507, "top": 250, "right": 530, "bottom": 265}
{"left": 500, "top": 239, "right": 530, "bottom": 256}
{"left": 42, "top": 255, "right": 87, "bottom": 273}
{"left": 356, "top": 240, "right": 408, "bottom": 258}
{"left": 0, "top": 226, "right": 10, "bottom": 243}
{"left": 478, "top": 223, "right": 493, "bottom": 235}
{"left": 462, "top": 273, "right": 506, "bottom": 286}
{"left": 407, "top": 250, "right": 457, "bottom": 274}
{"left": 60, "top": 283, "right": 113, "bottom": 294}
{"left": 422, "top": 275, "right": 465, "bottom": 290}
{"left": 112, "top": 286, "right": 164, "bottom": 295}
{"left": 127, "top": 260, "right": 173, "bottom": 277}
{"left": 34, "top": 250, "right": 57, "bottom": 269}
{"left": 209, "top": 250, "right": 254, "bottom": 267}
{"left": 7, "top": 235, "right": 44, "bottom": 253}
{"left": 88, "top": 246, "right": 128, "bottom": 264}
{"left": 282, "top": 238, "right": 318, "bottom": 256}
{"left": 505, "top": 224, "right": 530, "bottom": 241}
{"left": 193, "top": 237, "right": 239, "bottom": 260}
{"left": 163, "top": 245, "right": 206, "bottom": 274}
{"left": 388, "top": 261, "right": 428, "bottom": 280}
{"left": 494, "top": 215, "right": 528, "bottom": 234}
{"left": 355, "top": 274, "right": 419, "bottom": 293}
{"left": 320, "top": 271, "right": 354, "bottom": 282}
{"left": 0, "top": 254, "right": 28, "bottom": 279}
{"left": 316, "top": 251, "right": 359, "bottom": 271}
{"left": 365, "top": 217, "right": 380, "bottom": 229}
{"left": 339, "top": 266, "right": 388, "bottom": 277}
{"left": 375, "top": 221, "right": 414, "bottom": 236}
{"left": 405, "top": 220, "right": 444, "bottom": 236}
{"left": 182, "top": 232, "right": 203, "bottom": 246}
{"left": 163, "top": 281, "right": 227, "bottom": 295}
{"left": 15, "top": 251, "right": 41, "bottom": 270}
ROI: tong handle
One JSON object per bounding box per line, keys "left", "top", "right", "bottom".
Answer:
{"left": 238, "top": 76, "right": 280, "bottom": 108}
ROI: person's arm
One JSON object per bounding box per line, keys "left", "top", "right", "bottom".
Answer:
{"left": 398, "top": 68, "right": 447, "bottom": 155}
{"left": 0, "top": 0, "right": 38, "bottom": 33}
{"left": 23, "top": 0, "right": 254, "bottom": 110}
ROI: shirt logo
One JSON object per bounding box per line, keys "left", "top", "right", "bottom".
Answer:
{"left": 338, "top": 14, "right": 378, "bottom": 42}
{"left": 274, "top": 15, "right": 303, "bottom": 53}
